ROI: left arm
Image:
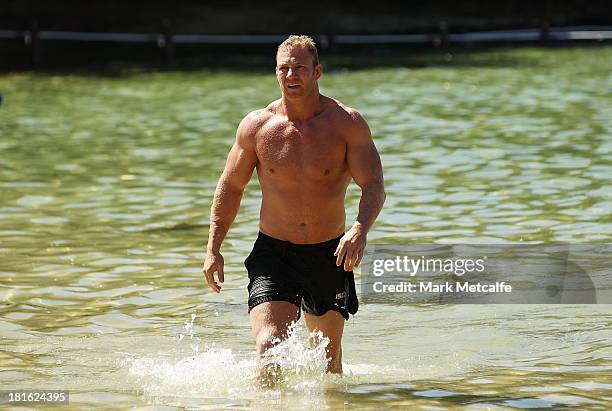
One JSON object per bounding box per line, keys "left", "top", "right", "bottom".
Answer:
{"left": 335, "top": 110, "right": 386, "bottom": 271}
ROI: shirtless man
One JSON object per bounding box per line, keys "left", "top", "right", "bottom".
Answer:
{"left": 202, "top": 35, "right": 385, "bottom": 379}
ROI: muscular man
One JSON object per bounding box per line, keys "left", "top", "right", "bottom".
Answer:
{"left": 202, "top": 35, "right": 385, "bottom": 380}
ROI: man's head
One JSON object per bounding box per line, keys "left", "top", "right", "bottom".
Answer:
{"left": 276, "top": 35, "right": 322, "bottom": 99}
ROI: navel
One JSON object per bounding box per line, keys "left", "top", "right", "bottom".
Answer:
{"left": 269, "top": 168, "right": 275, "bottom": 174}
{"left": 324, "top": 169, "right": 330, "bottom": 175}
{"left": 299, "top": 223, "right": 307, "bottom": 229}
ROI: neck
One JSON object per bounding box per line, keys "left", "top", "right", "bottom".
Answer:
{"left": 281, "top": 86, "right": 322, "bottom": 122}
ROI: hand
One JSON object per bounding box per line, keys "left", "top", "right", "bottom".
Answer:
{"left": 334, "top": 223, "right": 367, "bottom": 271}
{"left": 202, "top": 250, "right": 225, "bottom": 293}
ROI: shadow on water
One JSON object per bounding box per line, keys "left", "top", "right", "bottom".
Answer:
{"left": 332, "top": 380, "right": 558, "bottom": 408}
{"left": 5, "top": 44, "right": 610, "bottom": 78}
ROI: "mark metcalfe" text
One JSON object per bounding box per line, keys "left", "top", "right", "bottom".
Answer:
{"left": 372, "top": 281, "right": 512, "bottom": 293}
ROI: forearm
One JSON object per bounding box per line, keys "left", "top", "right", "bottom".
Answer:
{"left": 206, "top": 179, "right": 245, "bottom": 253}
{"left": 354, "top": 181, "right": 386, "bottom": 233}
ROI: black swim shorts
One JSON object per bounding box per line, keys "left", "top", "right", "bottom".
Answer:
{"left": 245, "top": 231, "right": 359, "bottom": 320}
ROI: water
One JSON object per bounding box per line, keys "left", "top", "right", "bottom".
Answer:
{"left": 1, "top": 47, "right": 611, "bottom": 409}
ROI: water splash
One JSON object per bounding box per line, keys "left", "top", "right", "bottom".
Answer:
{"left": 127, "top": 320, "right": 334, "bottom": 405}
{"left": 259, "top": 322, "right": 330, "bottom": 389}
{"left": 178, "top": 313, "right": 196, "bottom": 342}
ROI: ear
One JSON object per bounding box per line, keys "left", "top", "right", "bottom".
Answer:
{"left": 314, "top": 63, "right": 323, "bottom": 80}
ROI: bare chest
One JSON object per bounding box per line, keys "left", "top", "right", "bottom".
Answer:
{"left": 255, "top": 122, "right": 347, "bottom": 179}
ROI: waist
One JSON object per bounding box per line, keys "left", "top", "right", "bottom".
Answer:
{"left": 256, "top": 230, "right": 343, "bottom": 251}
{"left": 259, "top": 203, "right": 346, "bottom": 244}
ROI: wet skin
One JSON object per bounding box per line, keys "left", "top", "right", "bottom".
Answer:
{"left": 254, "top": 96, "right": 356, "bottom": 244}
{"left": 203, "top": 45, "right": 385, "bottom": 378}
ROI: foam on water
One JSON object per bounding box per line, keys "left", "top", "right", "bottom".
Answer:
{"left": 124, "top": 312, "right": 485, "bottom": 405}
{"left": 128, "top": 347, "right": 255, "bottom": 398}
{"left": 126, "top": 320, "right": 339, "bottom": 404}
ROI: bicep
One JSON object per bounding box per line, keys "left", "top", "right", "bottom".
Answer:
{"left": 346, "top": 116, "right": 384, "bottom": 189}
{"left": 220, "top": 118, "right": 257, "bottom": 190}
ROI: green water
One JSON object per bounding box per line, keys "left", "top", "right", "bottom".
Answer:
{"left": 0, "top": 47, "right": 611, "bottom": 409}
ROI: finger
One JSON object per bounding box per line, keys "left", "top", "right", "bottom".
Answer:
{"left": 355, "top": 250, "right": 363, "bottom": 268}
{"left": 206, "top": 275, "right": 219, "bottom": 293}
{"left": 336, "top": 242, "right": 347, "bottom": 266}
{"left": 205, "top": 268, "right": 220, "bottom": 293}
{"left": 344, "top": 247, "right": 356, "bottom": 271}
{"left": 342, "top": 247, "right": 350, "bottom": 270}
{"left": 218, "top": 262, "right": 225, "bottom": 284}
{"left": 334, "top": 240, "right": 343, "bottom": 256}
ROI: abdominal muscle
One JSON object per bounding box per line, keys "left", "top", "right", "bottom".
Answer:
{"left": 258, "top": 180, "right": 348, "bottom": 244}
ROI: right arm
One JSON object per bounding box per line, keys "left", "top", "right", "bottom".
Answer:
{"left": 203, "top": 113, "right": 258, "bottom": 292}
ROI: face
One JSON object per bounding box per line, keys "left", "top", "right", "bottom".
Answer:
{"left": 276, "top": 47, "right": 322, "bottom": 99}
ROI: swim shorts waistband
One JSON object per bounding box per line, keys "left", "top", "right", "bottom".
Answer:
{"left": 256, "top": 231, "right": 344, "bottom": 250}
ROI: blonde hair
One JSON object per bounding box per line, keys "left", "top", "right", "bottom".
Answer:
{"left": 277, "top": 35, "right": 319, "bottom": 66}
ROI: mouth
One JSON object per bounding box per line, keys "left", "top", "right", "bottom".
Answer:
{"left": 287, "top": 84, "right": 301, "bottom": 89}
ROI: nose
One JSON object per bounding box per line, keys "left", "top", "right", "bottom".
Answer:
{"left": 286, "top": 68, "right": 295, "bottom": 77}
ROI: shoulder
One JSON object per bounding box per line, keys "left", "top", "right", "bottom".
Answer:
{"left": 324, "top": 97, "right": 371, "bottom": 140}
{"left": 238, "top": 107, "right": 273, "bottom": 134}
{"left": 236, "top": 104, "right": 276, "bottom": 145}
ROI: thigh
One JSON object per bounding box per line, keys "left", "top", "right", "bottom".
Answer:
{"left": 250, "top": 300, "right": 300, "bottom": 340}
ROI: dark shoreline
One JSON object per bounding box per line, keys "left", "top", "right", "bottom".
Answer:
{"left": 2, "top": 0, "right": 611, "bottom": 71}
